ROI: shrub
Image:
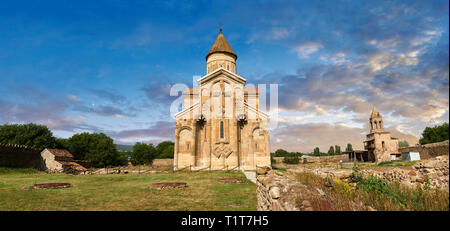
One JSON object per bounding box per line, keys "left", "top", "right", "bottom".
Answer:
{"left": 349, "top": 164, "right": 363, "bottom": 183}
{"left": 398, "top": 140, "right": 409, "bottom": 148}
{"left": 283, "top": 156, "right": 300, "bottom": 164}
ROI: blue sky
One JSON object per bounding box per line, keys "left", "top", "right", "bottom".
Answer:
{"left": 1, "top": 0, "right": 448, "bottom": 152}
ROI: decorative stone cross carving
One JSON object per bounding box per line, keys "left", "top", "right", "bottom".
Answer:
{"left": 213, "top": 142, "right": 233, "bottom": 159}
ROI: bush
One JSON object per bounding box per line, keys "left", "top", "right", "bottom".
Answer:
{"left": 283, "top": 156, "right": 300, "bottom": 164}
{"left": 349, "top": 165, "right": 363, "bottom": 183}
{"left": 398, "top": 140, "right": 409, "bottom": 148}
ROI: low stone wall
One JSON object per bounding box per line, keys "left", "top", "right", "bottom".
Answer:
{"left": 399, "top": 140, "right": 449, "bottom": 159}
{"left": 152, "top": 158, "right": 173, "bottom": 167}
{"left": 0, "top": 144, "right": 41, "bottom": 169}
{"left": 256, "top": 170, "right": 308, "bottom": 211}
{"left": 256, "top": 170, "right": 287, "bottom": 211}
{"left": 273, "top": 154, "right": 348, "bottom": 164}
{"left": 361, "top": 155, "right": 449, "bottom": 189}
{"left": 301, "top": 154, "right": 348, "bottom": 163}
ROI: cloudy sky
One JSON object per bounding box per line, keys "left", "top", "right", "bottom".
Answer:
{"left": 1, "top": 0, "right": 448, "bottom": 152}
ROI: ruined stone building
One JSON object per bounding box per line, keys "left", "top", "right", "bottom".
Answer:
{"left": 40, "top": 148, "right": 87, "bottom": 173}
{"left": 173, "top": 29, "right": 270, "bottom": 170}
{"left": 364, "top": 107, "right": 400, "bottom": 162}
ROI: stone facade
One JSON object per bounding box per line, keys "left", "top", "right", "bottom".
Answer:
{"left": 364, "top": 107, "right": 399, "bottom": 162}
{"left": 174, "top": 30, "right": 270, "bottom": 171}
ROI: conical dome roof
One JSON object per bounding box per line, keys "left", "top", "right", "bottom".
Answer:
{"left": 206, "top": 29, "right": 237, "bottom": 60}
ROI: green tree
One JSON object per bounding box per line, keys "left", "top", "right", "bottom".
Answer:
{"left": 0, "top": 123, "right": 56, "bottom": 151}
{"left": 131, "top": 142, "right": 156, "bottom": 165}
{"left": 346, "top": 143, "right": 353, "bottom": 152}
{"left": 155, "top": 141, "right": 174, "bottom": 158}
{"left": 274, "top": 149, "right": 290, "bottom": 157}
{"left": 335, "top": 145, "right": 341, "bottom": 155}
{"left": 69, "top": 132, "right": 121, "bottom": 167}
{"left": 398, "top": 140, "right": 409, "bottom": 148}
{"left": 334, "top": 145, "right": 342, "bottom": 155}
{"left": 419, "top": 123, "right": 449, "bottom": 145}
{"left": 313, "top": 147, "right": 320, "bottom": 156}
{"left": 327, "top": 146, "right": 335, "bottom": 155}
{"left": 55, "top": 138, "right": 70, "bottom": 150}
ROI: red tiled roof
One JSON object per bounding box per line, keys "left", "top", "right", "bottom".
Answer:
{"left": 46, "top": 149, "right": 74, "bottom": 159}
{"left": 58, "top": 161, "right": 87, "bottom": 172}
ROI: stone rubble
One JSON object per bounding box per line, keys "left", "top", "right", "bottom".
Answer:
{"left": 258, "top": 155, "right": 449, "bottom": 211}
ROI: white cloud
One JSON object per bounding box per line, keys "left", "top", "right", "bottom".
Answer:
{"left": 67, "top": 94, "right": 81, "bottom": 103}
{"left": 270, "top": 27, "right": 290, "bottom": 40}
{"left": 293, "top": 42, "right": 324, "bottom": 58}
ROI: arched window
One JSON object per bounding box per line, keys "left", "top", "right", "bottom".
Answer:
{"left": 187, "top": 143, "right": 190, "bottom": 151}
{"left": 382, "top": 141, "right": 385, "bottom": 148}
{"left": 375, "top": 121, "right": 378, "bottom": 129}
{"left": 220, "top": 121, "right": 224, "bottom": 139}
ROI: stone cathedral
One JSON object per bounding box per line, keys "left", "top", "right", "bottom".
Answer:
{"left": 173, "top": 29, "right": 271, "bottom": 171}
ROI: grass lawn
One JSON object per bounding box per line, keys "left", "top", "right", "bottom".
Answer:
{"left": 0, "top": 168, "right": 256, "bottom": 211}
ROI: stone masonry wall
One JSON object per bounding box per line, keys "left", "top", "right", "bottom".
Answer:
{"left": 256, "top": 170, "right": 285, "bottom": 211}
{"left": 273, "top": 154, "right": 348, "bottom": 165}
{"left": 301, "top": 154, "right": 348, "bottom": 163}
{"left": 361, "top": 155, "right": 449, "bottom": 189}
{"left": 0, "top": 144, "right": 41, "bottom": 169}
{"left": 152, "top": 158, "right": 173, "bottom": 167}
{"left": 399, "top": 140, "right": 449, "bottom": 159}
{"left": 256, "top": 170, "right": 306, "bottom": 211}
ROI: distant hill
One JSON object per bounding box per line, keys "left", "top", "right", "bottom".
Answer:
{"left": 115, "top": 144, "right": 133, "bottom": 151}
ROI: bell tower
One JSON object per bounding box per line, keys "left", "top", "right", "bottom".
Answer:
{"left": 205, "top": 28, "right": 237, "bottom": 74}
{"left": 370, "top": 106, "right": 384, "bottom": 133}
